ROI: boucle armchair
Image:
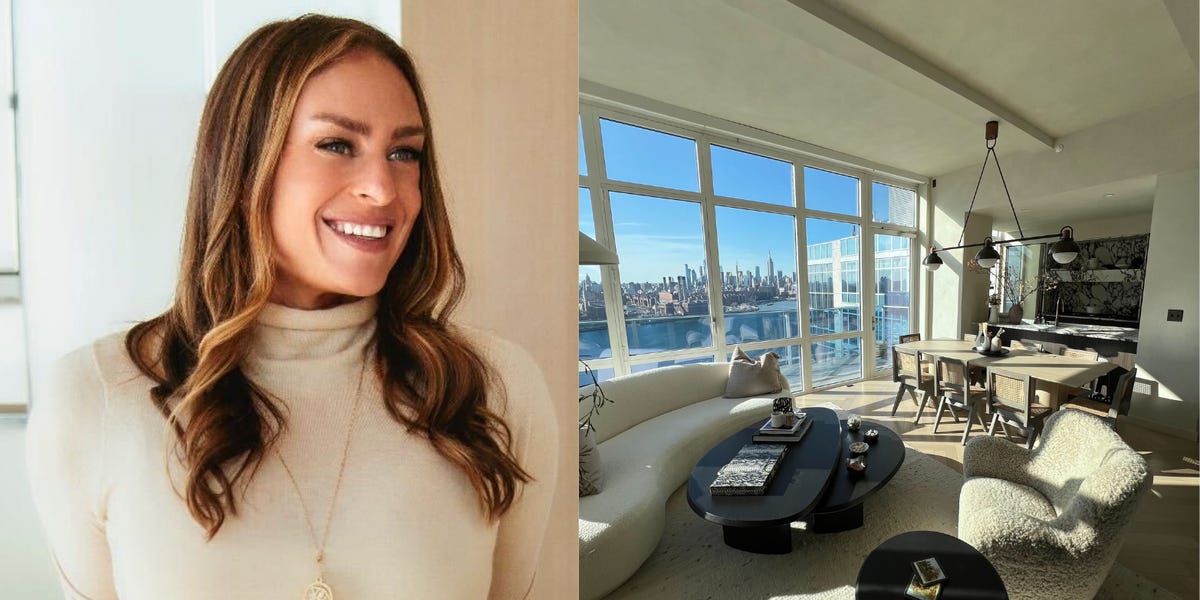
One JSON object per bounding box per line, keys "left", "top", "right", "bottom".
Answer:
{"left": 958, "top": 409, "right": 1152, "bottom": 600}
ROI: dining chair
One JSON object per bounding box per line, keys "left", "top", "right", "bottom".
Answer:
{"left": 962, "top": 334, "right": 978, "bottom": 342}
{"left": 1063, "top": 368, "right": 1138, "bottom": 427}
{"left": 932, "top": 355, "right": 991, "bottom": 445}
{"left": 985, "top": 366, "right": 1051, "bottom": 449}
{"left": 892, "top": 346, "right": 936, "bottom": 423}
{"left": 896, "top": 333, "right": 928, "bottom": 375}
{"left": 1061, "top": 347, "right": 1102, "bottom": 397}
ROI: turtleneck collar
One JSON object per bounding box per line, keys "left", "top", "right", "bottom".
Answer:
{"left": 246, "top": 295, "right": 378, "bottom": 363}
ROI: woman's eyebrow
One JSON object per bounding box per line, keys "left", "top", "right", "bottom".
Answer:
{"left": 310, "top": 112, "right": 425, "bottom": 140}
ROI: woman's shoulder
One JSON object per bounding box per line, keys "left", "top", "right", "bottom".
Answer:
{"left": 458, "top": 326, "right": 543, "bottom": 378}
{"left": 39, "top": 327, "right": 157, "bottom": 418}
{"left": 453, "top": 325, "right": 554, "bottom": 421}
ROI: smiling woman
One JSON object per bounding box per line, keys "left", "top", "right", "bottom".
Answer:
{"left": 269, "top": 49, "right": 426, "bottom": 310}
{"left": 23, "top": 14, "right": 557, "bottom": 600}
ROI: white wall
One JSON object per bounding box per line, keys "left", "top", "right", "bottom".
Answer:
{"left": 929, "top": 200, "right": 964, "bottom": 338}
{"left": 1132, "top": 168, "right": 1199, "bottom": 434}
{"left": 959, "top": 213, "right": 994, "bottom": 335}
{"left": 928, "top": 193, "right": 996, "bottom": 339}
{"left": 400, "top": 3, "right": 577, "bottom": 598}
{"left": 1014, "top": 211, "right": 1153, "bottom": 240}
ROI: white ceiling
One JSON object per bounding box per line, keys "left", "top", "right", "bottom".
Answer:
{"left": 581, "top": 0, "right": 1197, "bottom": 219}
{"left": 984, "top": 175, "right": 1158, "bottom": 231}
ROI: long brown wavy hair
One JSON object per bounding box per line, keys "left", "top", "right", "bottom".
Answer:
{"left": 124, "top": 14, "right": 529, "bottom": 540}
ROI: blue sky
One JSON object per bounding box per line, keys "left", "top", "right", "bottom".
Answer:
{"left": 580, "top": 119, "right": 902, "bottom": 283}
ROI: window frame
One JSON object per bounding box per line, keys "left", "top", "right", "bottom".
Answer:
{"left": 578, "top": 98, "right": 922, "bottom": 393}
{"left": 0, "top": 0, "right": 27, "bottom": 412}
{"left": 1, "top": 0, "right": 17, "bottom": 280}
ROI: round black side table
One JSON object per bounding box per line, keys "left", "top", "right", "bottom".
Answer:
{"left": 856, "top": 530, "right": 1007, "bottom": 599}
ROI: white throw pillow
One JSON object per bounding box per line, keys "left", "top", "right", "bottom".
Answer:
{"left": 579, "top": 425, "right": 603, "bottom": 497}
{"left": 724, "top": 346, "right": 785, "bottom": 398}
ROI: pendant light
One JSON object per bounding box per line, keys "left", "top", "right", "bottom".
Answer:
{"left": 1048, "top": 226, "right": 1079, "bottom": 264}
{"left": 922, "top": 248, "right": 943, "bottom": 271}
{"left": 975, "top": 237, "right": 1001, "bottom": 269}
{"left": 924, "top": 121, "right": 1074, "bottom": 272}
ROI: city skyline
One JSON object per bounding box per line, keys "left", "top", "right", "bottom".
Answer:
{"left": 579, "top": 119, "right": 915, "bottom": 284}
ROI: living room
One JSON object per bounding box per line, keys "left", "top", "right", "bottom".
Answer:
{"left": 577, "top": 1, "right": 1198, "bottom": 599}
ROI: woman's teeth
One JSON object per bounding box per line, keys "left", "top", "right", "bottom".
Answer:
{"left": 328, "top": 221, "right": 389, "bottom": 239}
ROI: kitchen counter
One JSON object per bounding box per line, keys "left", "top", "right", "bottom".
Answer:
{"left": 986, "top": 322, "right": 1138, "bottom": 361}
{"left": 997, "top": 322, "right": 1139, "bottom": 344}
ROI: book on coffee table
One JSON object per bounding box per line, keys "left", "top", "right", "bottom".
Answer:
{"left": 904, "top": 575, "right": 942, "bottom": 600}
{"left": 709, "top": 443, "right": 789, "bottom": 496}
{"left": 758, "top": 411, "right": 808, "bottom": 436}
{"left": 752, "top": 418, "right": 813, "bottom": 443}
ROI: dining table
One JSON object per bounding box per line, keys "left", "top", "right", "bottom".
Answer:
{"left": 894, "top": 339, "right": 1119, "bottom": 409}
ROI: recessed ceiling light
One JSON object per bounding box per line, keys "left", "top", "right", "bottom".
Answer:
{"left": 1104, "top": 193, "right": 1115, "bottom": 198}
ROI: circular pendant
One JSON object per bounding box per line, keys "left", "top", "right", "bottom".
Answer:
{"left": 304, "top": 579, "right": 333, "bottom": 600}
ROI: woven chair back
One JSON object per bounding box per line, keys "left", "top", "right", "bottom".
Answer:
{"left": 935, "top": 356, "right": 971, "bottom": 399}
{"left": 988, "top": 368, "right": 1032, "bottom": 417}
{"left": 895, "top": 347, "right": 922, "bottom": 382}
{"left": 1062, "top": 348, "right": 1100, "bottom": 361}
{"left": 898, "top": 333, "right": 921, "bottom": 344}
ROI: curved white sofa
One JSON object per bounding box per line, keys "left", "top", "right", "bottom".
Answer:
{"left": 578, "top": 362, "right": 780, "bottom": 600}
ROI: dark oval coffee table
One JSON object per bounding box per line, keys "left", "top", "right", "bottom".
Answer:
{"left": 687, "top": 407, "right": 842, "bottom": 554}
{"left": 856, "top": 530, "right": 1008, "bottom": 599}
{"left": 810, "top": 419, "right": 905, "bottom": 533}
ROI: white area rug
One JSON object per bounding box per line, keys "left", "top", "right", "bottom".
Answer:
{"left": 603, "top": 405, "right": 1178, "bottom": 600}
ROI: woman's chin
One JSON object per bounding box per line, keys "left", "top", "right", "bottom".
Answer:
{"left": 336, "top": 278, "right": 388, "bottom": 299}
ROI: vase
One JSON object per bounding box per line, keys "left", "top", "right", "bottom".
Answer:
{"left": 987, "top": 305, "right": 1000, "bottom": 324}
{"left": 1008, "top": 304, "right": 1024, "bottom": 324}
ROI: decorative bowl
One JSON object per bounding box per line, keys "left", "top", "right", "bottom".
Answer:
{"left": 849, "top": 441, "right": 869, "bottom": 455}
{"left": 863, "top": 429, "right": 880, "bottom": 443}
{"left": 846, "top": 456, "right": 867, "bottom": 472}
{"left": 846, "top": 414, "right": 862, "bottom": 432}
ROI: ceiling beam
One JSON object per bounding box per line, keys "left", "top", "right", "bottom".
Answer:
{"left": 784, "top": 0, "right": 1058, "bottom": 150}
{"left": 1161, "top": 0, "right": 1199, "bottom": 69}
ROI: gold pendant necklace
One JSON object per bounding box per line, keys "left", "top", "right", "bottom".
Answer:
{"left": 277, "top": 362, "right": 366, "bottom": 600}
{"left": 304, "top": 577, "right": 334, "bottom": 600}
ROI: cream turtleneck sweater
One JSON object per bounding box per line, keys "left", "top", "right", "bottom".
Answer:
{"left": 25, "top": 297, "right": 558, "bottom": 600}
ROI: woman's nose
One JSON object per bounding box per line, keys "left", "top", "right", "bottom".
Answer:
{"left": 352, "top": 156, "right": 397, "bottom": 205}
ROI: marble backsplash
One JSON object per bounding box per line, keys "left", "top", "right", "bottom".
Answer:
{"left": 1047, "top": 234, "right": 1149, "bottom": 321}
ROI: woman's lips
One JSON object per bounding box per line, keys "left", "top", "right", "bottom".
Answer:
{"left": 324, "top": 219, "right": 390, "bottom": 252}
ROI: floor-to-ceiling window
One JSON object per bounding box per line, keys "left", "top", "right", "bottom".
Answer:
{"left": 870, "top": 182, "right": 918, "bottom": 375}
{"left": 579, "top": 101, "right": 919, "bottom": 393}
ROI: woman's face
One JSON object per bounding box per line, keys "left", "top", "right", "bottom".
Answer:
{"left": 268, "top": 49, "right": 425, "bottom": 310}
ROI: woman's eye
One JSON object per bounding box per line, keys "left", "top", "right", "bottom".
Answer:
{"left": 318, "top": 140, "right": 353, "bottom": 155}
{"left": 388, "top": 147, "right": 423, "bottom": 162}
